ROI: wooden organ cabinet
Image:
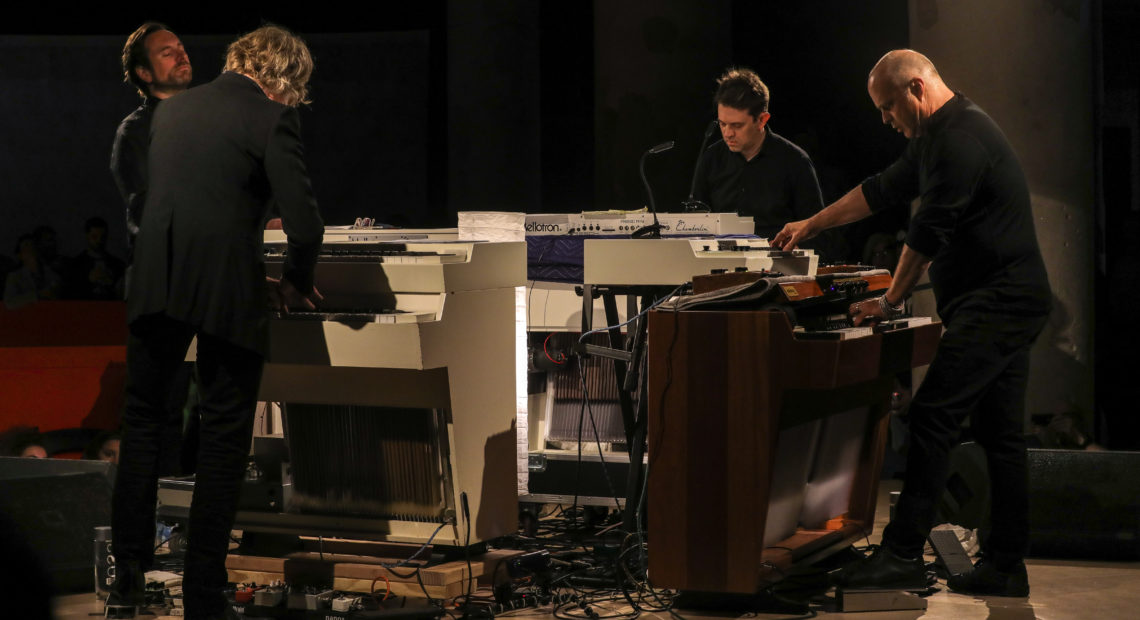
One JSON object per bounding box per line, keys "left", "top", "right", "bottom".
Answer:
{"left": 646, "top": 308, "right": 940, "bottom": 594}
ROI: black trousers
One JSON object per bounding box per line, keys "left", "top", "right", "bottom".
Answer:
{"left": 882, "top": 308, "right": 1047, "bottom": 568}
{"left": 112, "top": 314, "right": 262, "bottom": 618}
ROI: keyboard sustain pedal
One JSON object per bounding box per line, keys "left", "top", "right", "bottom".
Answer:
{"left": 929, "top": 528, "right": 975, "bottom": 577}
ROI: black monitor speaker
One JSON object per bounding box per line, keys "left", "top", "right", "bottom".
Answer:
{"left": 0, "top": 457, "right": 115, "bottom": 593}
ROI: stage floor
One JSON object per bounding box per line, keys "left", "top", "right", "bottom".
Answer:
{"left": 53, "top": 481, "right": 1140, "bottom": 620}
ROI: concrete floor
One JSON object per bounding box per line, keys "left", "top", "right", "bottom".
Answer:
{"left": 53, "top": 481, "right": 1140, "bottom": 620}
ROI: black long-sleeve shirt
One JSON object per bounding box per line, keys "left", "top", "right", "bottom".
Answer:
{"left": 694, "top": 128, "right": 825, "bottom": 240}
{"left": 861, "top": 93, "right": 1051, "bottom": 321}
{"left": 110, "top": 97, "right": 159, "bottom": 255}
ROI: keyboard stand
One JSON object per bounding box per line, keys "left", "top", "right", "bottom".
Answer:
{"left": 577, "top": 283, "right": 676, "bottom": 531}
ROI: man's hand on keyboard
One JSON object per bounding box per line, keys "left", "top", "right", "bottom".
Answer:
{"left": 267, "top": 276, "right": 323, "bottom": 312}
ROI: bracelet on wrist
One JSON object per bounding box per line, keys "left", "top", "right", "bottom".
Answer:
{"left": 878, "top": 294, "right": 905, "bottom": 319}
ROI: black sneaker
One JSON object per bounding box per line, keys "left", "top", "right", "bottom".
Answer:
{"left": 833, "top": 546, "right": 930, "bottom": 591}
{"left": 105, "top": 561, "right": 145, "bottom": 618}
{"left": 947, "top": 558, "right": 1030, "bottom": 597}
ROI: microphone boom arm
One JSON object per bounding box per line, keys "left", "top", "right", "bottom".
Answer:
{"left": 683, "top": 119, "right": 719, "bottom": 212}
{"left": 633, "top": 140, "right": 675, "bottom": 239}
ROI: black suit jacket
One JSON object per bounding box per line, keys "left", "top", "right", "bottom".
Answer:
{"left": 128, "top": 71, "right": 323, "bottom": 354}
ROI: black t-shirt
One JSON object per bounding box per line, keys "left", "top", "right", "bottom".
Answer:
{"left": 861, "top": 94, "right": 1051, "bottom": 321}
{"left": 695, "top": 128, "right": 825, "bottom": 240}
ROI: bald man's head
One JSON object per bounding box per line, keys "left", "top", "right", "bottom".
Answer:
{"left": 867, "top": 49, "right": 955, "bottom": 139}
{"left": 869, "top": 49, "right": 943, "bottom": 90}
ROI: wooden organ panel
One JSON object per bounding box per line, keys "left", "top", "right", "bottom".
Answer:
{"left": 646, "top": 310, "right": 939, "bottom": 594}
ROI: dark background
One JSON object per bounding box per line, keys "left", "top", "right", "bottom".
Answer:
{"left": 1, "top": 1, "right": 1136, "bottom": 448}
{"left": 1, "top": 2, "right": 918, "bottom": 256}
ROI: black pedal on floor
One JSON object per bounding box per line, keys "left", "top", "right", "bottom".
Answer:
{"left": 929, "top": 529, "right": 974, "bottom": 577}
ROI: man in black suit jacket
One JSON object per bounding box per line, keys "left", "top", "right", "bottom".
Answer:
{"left": 111, "top": 21, "right": 193, "bottom": 258}
{"left": 109, "top": 25, "right": 323, "bottom": 620}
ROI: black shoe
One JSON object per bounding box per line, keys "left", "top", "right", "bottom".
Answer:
{"left": 947, "top": 558, "right": 1029, "bottom": 597}
{"left": 833, "top": 546, "right": 930, "bottom": 591}
{"left": 105, "top": 561, "right": 146, "bottom": 618}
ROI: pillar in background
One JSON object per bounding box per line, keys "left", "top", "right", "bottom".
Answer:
{"left": 909, "top": 0, "right": 1095, "bottom": 421}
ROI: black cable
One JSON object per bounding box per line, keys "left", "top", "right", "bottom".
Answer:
{"left": 459, "top": 491, "right": 474, "bottom": 618}
{"left": 413, "top": 567, "right": 439, "bottom": 608}
{"left": 153, "top": 534, "right": 174, "bottom": 553}
{"left": 647, "top": 304, "right": 681, "bottom": 475}
{"left": 567, "top": 284, "right": 686, "bottom": 540}
{"left": 576, "top": 357, "right": 624, "bottom": 512}
{"left": 572, "top": 366, "right": 586, "bottom": 529}
{"left": 576, "top": 285, "right": 686, "bottom": 343}
{"left": 526, "top": 239, "right": 554, "bottom": 331}
{"left": 379, "top": 521, "right": 449, "bottom": 569}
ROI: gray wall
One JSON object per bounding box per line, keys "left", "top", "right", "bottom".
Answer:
{"left": 909, "top": 0, "right": 1095, "bottom": 418}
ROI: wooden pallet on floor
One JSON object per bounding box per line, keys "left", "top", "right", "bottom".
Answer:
{"left": 225, "top": 544, "right": 526, "bottom": 600}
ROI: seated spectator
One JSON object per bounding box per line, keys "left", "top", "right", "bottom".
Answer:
{"left": 84, "top": 429, "right": 122, "bottom": 464}
{"left": 67, "top": 217, "right": 125, "bottom": 300}
{"left": 863, "top": 230, "right": 905, "bottom": 272}
{"left": 31, "top": 225, "right": 67, "bottom": 276}
{"left": 19, "top": 442, "right": 48, "bottom": 458}
{"left": 3, "top": 235, "right": 61, "bottom": 308}
{"left": 0, "top": 426, "right": 49, "bottom": 458}
{"left": 1031, "top": 411, "right": 1103, "bottom": 451}
{"left": 0, "top": 251, "right": 16, "bottom": 282}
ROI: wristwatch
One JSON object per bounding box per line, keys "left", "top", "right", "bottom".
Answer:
{"left": 878, "top": 294, "right": 906, "bottom": 319}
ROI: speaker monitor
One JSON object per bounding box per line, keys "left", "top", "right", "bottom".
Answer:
{"left": 0, "top": 457, "right": 114, "bottom": 593}
{"left": 936, "top": 445, "right": 1140, "bottom": 561}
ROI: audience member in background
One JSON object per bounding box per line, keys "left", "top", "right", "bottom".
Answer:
{"left": 4, "top": 234, "right": 62, "bottom": 308}
{"left": 863, "top": 230, "right": 905, "bottom": 272}
{"left": 19, "top": 442, "right": 47, "bottom": 458}
{"left": 0, "top": 426, "right": 49, "bottom": 458}
{"left": 0, "top": 250, "right": 16, "bottom": 282}
{"left": 68, "top": 216, "right": 126, "bottom": 300}
{"left": 1030, "top": 411, "right": 1103, "bottom": 451}
{"left": 84, "top": 429, "right": 123, "bottom": 464}
{"left": 31, "top": 225, "right": 67, "bottom": 277}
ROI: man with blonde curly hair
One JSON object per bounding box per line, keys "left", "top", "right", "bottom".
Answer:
{"left": 109, "top": 25, "right": 323, "bottom": 620}
{"left": 222, "top": 24, "right": 313, "bottom": 106}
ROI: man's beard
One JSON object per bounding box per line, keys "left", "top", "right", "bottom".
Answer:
{"left": 152, "top": 67, "right": 192, "bottom": 95}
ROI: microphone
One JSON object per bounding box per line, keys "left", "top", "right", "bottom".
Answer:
{"left": 633, "top": 141, "right": 675, "bottom": 239}
{"left": 682, "top": 119, "right": 719, "bottom": 212}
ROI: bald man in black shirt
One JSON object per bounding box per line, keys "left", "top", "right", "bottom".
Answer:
{"left": 774, "top": 50, "right": 1051, "bottom": 598}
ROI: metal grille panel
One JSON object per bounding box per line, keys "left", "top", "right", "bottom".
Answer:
{"left": 284, "top": 403, "right": 449, "bottom": 522}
